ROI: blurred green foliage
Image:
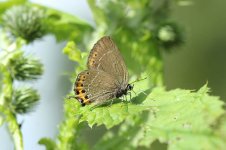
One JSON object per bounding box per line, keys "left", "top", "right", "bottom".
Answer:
{"left": 0, "top": 0, "right": 225, "bottom": 150}
{"left": 2, "top": 5, "right": 46, "bottom": 43}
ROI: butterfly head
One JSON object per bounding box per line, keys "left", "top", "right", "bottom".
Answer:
{"left": 116, "top": 84, "right": 133, "bottom": 98}
{"left": 126, "top": 84, "right": 133, "bottom": 91}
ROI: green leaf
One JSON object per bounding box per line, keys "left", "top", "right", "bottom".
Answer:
{"left": 39, "top": 138, "right": 56, "bottom": 150}
{"left": 40, "top": 5, "right": 93, "bottom": 42}
{"left": 62, "top": 41, "right": 88, "bottom": 74}
{"left": 63, "top": 41, "right": 82, "bottom": 62}
{"left": 139, "top": 86, "right": 225, "bottom": 149}
{"left": 94, "top": 85, "right": 225, "bottom": 150}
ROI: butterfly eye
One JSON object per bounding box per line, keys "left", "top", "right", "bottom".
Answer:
{"left": 127, "top": 84, "right": 133, "bottom": 90}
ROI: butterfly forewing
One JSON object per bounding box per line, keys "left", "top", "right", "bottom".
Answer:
{"left": 87, "top": 36, "right": 128, "bottom": 87}
{"left": 74, "top": 69, "right": 119, "bottom": 105}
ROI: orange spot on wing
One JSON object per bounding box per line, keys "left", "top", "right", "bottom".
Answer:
{"left": 83, "top": 99, "right": 91, "bottom": 104}
{"left": 75, "top": 87, "right": 83, "bottom": 90}
{"left": 77, "top": 94, "right": 90, "bottom": 104}
{"left": 93, "top": 53, "right": 97, "bottom": 57}
{"left": 76, "top": 83, "right": 84, "bottom": 87}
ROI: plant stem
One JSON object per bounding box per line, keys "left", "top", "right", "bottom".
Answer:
{"left": 7, "top": 110, "right": 24, "bottom": 150}
{"left": 0, "top": 60, "right": 24, "bottom": 150}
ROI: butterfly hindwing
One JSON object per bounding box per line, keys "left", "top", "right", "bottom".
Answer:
{"left": 74, "top": 69, "right": 119, "bottom": 106}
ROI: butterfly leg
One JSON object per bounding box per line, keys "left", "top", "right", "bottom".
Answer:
{"left": 121, "top": 95, "right": 127, "bottom": 102}
{"left": 132, "top": 87, "right": 137, "bottom": 96}
{"left": 128, "top": 92, "right": 132, "bottom": 101}
{"left": 110, "top": 98, "right": 114, "bottom": 106}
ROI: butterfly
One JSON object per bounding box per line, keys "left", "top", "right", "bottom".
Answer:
{"left": 74, "top": 36, "right": 133, "bottom": 106}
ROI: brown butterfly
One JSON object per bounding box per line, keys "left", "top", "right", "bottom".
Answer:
{"left": 74, "top": 36, "right": 133, "bottom": 106}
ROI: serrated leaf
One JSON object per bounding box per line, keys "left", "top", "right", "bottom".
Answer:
{"left": 138, "top": 86, "right": 225, "bottom": 149}
{"left": 63, "top": 41, "right": 88, "bottom": 74}
{"left": 93, "top": 85, "right": 225, "bottom": 150}
{"left": 63, "top": 41, "right": 82, "bottom": 62}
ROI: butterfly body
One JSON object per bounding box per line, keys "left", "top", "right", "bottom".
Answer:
{"left": 74, "top": 36, "right": 131, "bottom": 106}
{"left": 115, "top": 84, "right": 133, "bottom": 98}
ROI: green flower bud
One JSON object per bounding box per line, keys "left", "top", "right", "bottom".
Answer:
{"left": 158, "top": 25, "right": 176, "bottom": 42}
{"left": 2, "top": 5, "right": 46, "bottom": 43}
{"left": 12, "top": 87, "right": 40, "bottom": 114}
{"left": 156, "top": 22, "right": 183, "bottom": 49}
{"left": 8, "top": 52, "right": 44, "bottom": 81}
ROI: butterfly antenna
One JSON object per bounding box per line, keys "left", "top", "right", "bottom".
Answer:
{"left": 129, "top": 77, "right": 148, "bottom": 98}
{"left": 130, "top": 76, "right": 148, "bottom": 84}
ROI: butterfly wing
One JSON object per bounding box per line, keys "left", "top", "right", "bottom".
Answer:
{"left": 87, "top": 36, "right": 128, "bottom": 87}
{"left": 74, "top": 69, "right": 119, "bottom": 106}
